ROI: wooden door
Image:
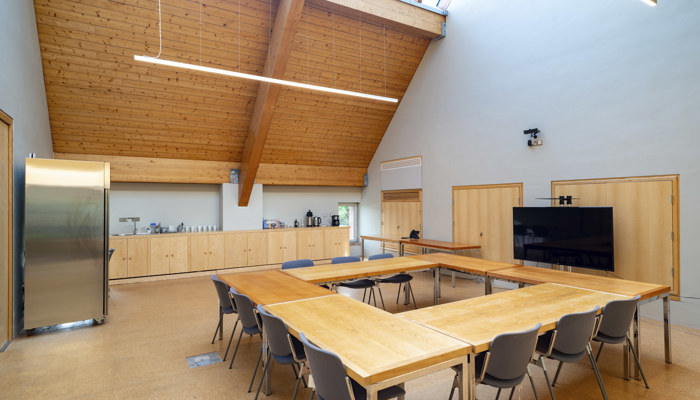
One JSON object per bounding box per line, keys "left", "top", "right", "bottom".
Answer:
{"left": 553, "top": 176, "right": 679, "bottom": 294}
{"left": 225, "top": 232, "right": 248, "bottom": 267}
{"left": 127, "top": 237, "right": 149, "bottom": 277}
{"left": 453, "top": 184, "right": 522, "bottom": 263}
{"left": 189, "top": 235, "right": 209, "bottom": 272}
{"left": 381, "top": 190, "right": 422, "bottom": 253}
{"left": 149, "top": 236, "right": 170, "bottom": 275}
{"left": 297, "top": 230, "right": 313, "bottom": 260}
{"left": 247, "top": 232, "right": 267, "bottom": 266}
{"left": 169, "top": 236, "right": 189, "bottom": 273}
{"left": 208, "top": 234, "right": 225, "bottom": 269}
{"left": 1, "top": 113, "right": 11, "bottom": 344}
{"left": 108, "top": 238, "right": 128, "bottom": 279}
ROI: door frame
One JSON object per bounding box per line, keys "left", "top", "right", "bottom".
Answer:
{"left": 552, "top": 175, "right": 680, "bottom": 298}
{"left": 0, "top": 108, "right": 13, "bottom": 345}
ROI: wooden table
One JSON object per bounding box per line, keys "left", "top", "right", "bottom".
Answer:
{"left": 217, "top": 270, "right": 335, "bottom": 305}
{"left": 408, "top": 253, "right": 521, "bottom": 295}
{"left": 282, "top": 256, "right": 442, "bottom": 304}
{"left": 360, "top": 234, "right": 404, "bottom": 259}
{"left": 265, "top": 294, "right": 471, "bottom": 400}
{"left": 488, "top": 266, "right": 673, "bottom": 366}
{"left": 398, "top": 283, "right": 630, "bottom": 400}
{"left": 398, "top": 238, "right": 481, "bottom": 257}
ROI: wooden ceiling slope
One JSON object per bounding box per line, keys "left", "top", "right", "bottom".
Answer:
{"left": 35, "top": 0, "right": 444, "bottom": 191}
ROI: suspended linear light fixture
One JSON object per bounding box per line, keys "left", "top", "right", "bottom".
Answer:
{"left": 133, "top": 0, "right": 398, "bottom": 103}
{"left": 639, "top": 0, "right": 657, "bottom": 6}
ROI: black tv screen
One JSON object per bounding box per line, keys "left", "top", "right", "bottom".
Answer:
{"left": 513, "top": 207, "right": 614, "bottom": 271}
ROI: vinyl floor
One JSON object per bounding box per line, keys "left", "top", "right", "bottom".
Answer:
{"left": 1, "top": 271, "right": 698, "bottom": 399}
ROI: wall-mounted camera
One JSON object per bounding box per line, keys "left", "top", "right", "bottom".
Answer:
{"left": 524, "top": 128, "right": 542, "bottom": 146}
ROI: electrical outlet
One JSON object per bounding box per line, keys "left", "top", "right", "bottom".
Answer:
{"left": 119, "top": 217, "right": 127, "bottom": 222}
{"left": 528, "top": 139, "right": 543, "bottom": 146}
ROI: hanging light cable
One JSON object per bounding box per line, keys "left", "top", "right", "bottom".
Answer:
{"left": 134, "top": 0, "right": 397, "bottom": 103}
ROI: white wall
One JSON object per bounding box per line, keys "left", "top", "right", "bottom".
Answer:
{"left": 109, "top": 183, "right": 220, "bottom": 234}
{"left": 263, "top": 186, "right": 362, "bottom": 227}
{"left": 361, "top": 0, "right": 700, "bottom": 326}
{"left": 221, "top": 183, "right": 263, "bottom": 230}
{"left": 1, "top": 1, "right": 54, "bottom": 337}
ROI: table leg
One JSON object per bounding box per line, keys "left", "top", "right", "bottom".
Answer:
{"left": 632, "top": 304, "right": 640, "bottom": 379}
{"left": 451, "top": 250, "right": 456, "bottom": 288}
{"left": 397, "top": 383, "right": 405, "bottom": 400}
{"left": 433, "top": 268, "right": 439, "bottom": 305}
{"left": 663, "top": 293, "right": 672, "bottom": 363}
{"left": 262, "top": 335, "right": 271, "bottom": 395}
{"left": 367, "top": 384, "right": 379, "bottom": 400}
{"left": 218, "top": 307, "right": 224, "bottom": 340}
{"left": 484, "top": 276, "right": 493, "bottom": 295}
{"left": 399, "top": 243, "right": 404, "bottom": 257}
{"left": 465, "top": 354, "right": 475, "bottom": 400}
{"left": 361, "top": 238, "right": 365, "bottom": 260}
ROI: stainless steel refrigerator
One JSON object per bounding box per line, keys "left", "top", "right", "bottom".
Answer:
{"left": 24, "top": 158, "right": 110, "bottom": 329}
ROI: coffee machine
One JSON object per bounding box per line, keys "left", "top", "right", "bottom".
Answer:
{"left": 331, "top": 215, "right": 340, "bottom": 226}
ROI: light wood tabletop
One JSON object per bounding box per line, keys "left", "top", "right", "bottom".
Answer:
{"left": 400, "top": 238, "right": 481, "bottom": 252}
{"left": 264, "top": 294, "right": 470, "bottom": 394}
{"left": 399, "top": 283, "right": 629, "bottom": 354}
{"left": 488, "top": 266, "right": 670, "bottom": 301}
{"left": 360, "top": 234, "right": 404, "bottom": 243}
{"left": 409, "top": 253, "right": 519, "bottom": 275}
{"left": 217, "top": 270, "right": 335, "bottom": 305}
{"left": 281, "top": 256, "right": 438, "bottom": 284}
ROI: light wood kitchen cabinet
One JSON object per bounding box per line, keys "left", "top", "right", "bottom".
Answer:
{"left": 298, "top": 229, "right": 324, "bottom": 260}
{"left": 324, "top": 228, "right": 349, "bottom": 259}
{"left": 267, "top": 230, "right": 297, "bottom": 265}
{"left": 127, "top": 237, "right": 149, "bottom": 277}
{"left": 225, "top": 231, "right": 268, "bottom": 267}
{"left": 190, "top": 234, "right": 225, "bottom": 272}
{"left": 247, "top": 232, "right": 267, "bottom": 266}
{"left": 150, "top": 236, "right": 189, "bottom": 275}
{"left": 108, "top": 237, "right": 128, "bottom": 279}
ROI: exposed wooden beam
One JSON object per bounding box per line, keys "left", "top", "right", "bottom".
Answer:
{"left": 55, "top": 154, "right": 366, "bottom": 186}
{"left": 310, "top": 0, "right": 446, "bottom": 38}
{"left": 238, "top": 0, "right": 307, "bottom": 206}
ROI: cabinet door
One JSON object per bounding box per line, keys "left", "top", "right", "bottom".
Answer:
{"left": 310, "top": 229, "right": 325, "bottom": 260}
{"left": 225, "top": 232, "right": 248, "bottom": 268}
{"left": 149, "top": 236, "right": 170, "bottom": 276}
{"left": 208, "top": 234, "right": 225, "bottom": 269}
{"left": 190, "top": 235, "right": 209, "bottom": 272}
{"left": 297, "top": 230, "right": 313, "bottom": 260}
{"left": 247, "top": 232, "right": 267, "bottom": 266}
{"left": 336, "top": 228, "right": 349, "bottom": 258}
{"left": 169, "top": 236, "right": 189, "bottom": 274}
{"left": 282, "top": 231, "right": 297, "bottom": 262}
{"left": 127, "top": 237, "right": 149, "bottom": 277}
{"left": 324, "top": 229, "right": 338, "bottom": 259}
{"left": 109, "top": 238, "right": 128, "bottom": 279}
{"left": 267, "top": 231, "right": 285, "bottom": 265}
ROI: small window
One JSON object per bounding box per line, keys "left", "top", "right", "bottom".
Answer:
{"left": 338, "top": 203, "right": 359, "bottom": 243}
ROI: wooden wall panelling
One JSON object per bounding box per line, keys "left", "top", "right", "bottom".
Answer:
{"left": 452, "top": 183, "right": 523, "bottom": 263}
{"left": 1, "top": 110, "right": 13, "bottom": 343}
{"left": 552, "top": 175, "right": 679, "bottom": 295}
{"left": 381, "top": 189, "right": 422, "bottom": 253}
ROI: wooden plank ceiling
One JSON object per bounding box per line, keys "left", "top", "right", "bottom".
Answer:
{"left": 34, "top": 0, "right": 444, "bottom": 198}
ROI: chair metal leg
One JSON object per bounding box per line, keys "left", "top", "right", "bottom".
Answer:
{"left": 496, "top": 388, "right": 502, "bottom": 400}
{"left": 376, "top": 285, "right": 385, "bottom": 310}
{"left": 552, "top": 360, "right": 564, "bottom": 387}
{"left": 408, "top": 282, "right": 417, "bottom": 309}
{"left": 587, "top": 344, "right": 609, "bottom": 400}
{"left": 370, "top": 287, "right": 377, "bottom": 307}
{"left": 308, "top": 390, "right": 314, "bottom": 400}
{"left": 362, "top": 288, "right": 368, "bottom": 302}
{"left": 509, "top": 387, "right": 516, "bottom": 400}
{"left": 229, "top": 329, "right": 246, "bottom": 368}
{"left": 254, "top": 351, "right": 272, "bottom": 399}
{"left": 211, "top": 308, "right": 223, "bottom": 344}
{"left": 292, "top": 362, "right": 304, "bottom": 400}
{"left": 538, "top": 357, "right": 556, "bottom": 400}
{"left": 249, "top": 347, "right": 264, "bottom": 393}
{"left": 448, "top": 372, "right": 458, "bottom": 400}
{"left": 595, "top": 342, "right": 604, "bottom": 361}
{"left": 626, "top": 336, "right": 650, "bottom": 388}
{"left": 222, "top": 318, "right": 239, "bottom": 361}
{"left": 396, "top": 283, "right": 403, "bottom": 304}
{"left": 527, "top": 368, "right": 539, "bottom": 400}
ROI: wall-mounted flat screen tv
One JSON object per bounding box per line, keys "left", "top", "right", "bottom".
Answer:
{"left": 513, "top": 207, "right": 614, "bottom": 271}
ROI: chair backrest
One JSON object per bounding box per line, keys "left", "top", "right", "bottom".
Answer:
{"left": 211, "top": 275, "right": 236, "bottom": 312}
{"left": 486, "top": 323, "right": 541, "bottom": 381}
{"left": 368, "top": 253, "right": 393, "bottom": 261}
{"left": 332, "top": 256, "right": 361, "bottom": 264}
{"left": 282, "top": 259, "right": 314, "bottom": 270}
{"left": 299, "top": 332, "right": 353, "bottom": 400}
{"left": 597, "top": 296, "right": 641, "bottom": 339}
{"left": 257, "top": 305, "right": 293, "bottom": 358}
{"left": 553, "top": 306, "right": 599, "bottom": 355}
{"left": 108, "top": 248, "right": 115, "bottom": 261}
{"left": 230, "top": 289, "right": 259, "bottom": 330}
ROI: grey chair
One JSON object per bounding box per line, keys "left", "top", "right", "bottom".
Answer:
{"left": 210, "top": 276, "right": 239, "bottom": 362}
{"left": 533, "top": 306, "right": 607, "bottom": 400}
{"left": 371, "top": 253, "right": 417, "bottom": 309}
{"left": 450, "top": 323, "right": 541, "bottom": 400}
{"left": 229, "top": 287, "right": 264, "bottom": 396}
{"left": 333, "top": 256, "right": 385, "bottom": 310}
{"left": 299, "top": 332, "right": 405, "bottom": 400}
{"left": 282, "top": 259, "right": 314, "bottom": 270}
{"left": 593, "top": 296, "right": 649, "bottom": 389}
{"left": 254, "top": 305, "right": 307, "bottom": 400}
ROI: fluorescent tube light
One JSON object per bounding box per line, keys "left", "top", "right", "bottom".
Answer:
{"left": 134, "top": 55, "right": 399, "bottom": 103}
{"left": 639, "top": 0, "right": 657, "bottom": 6}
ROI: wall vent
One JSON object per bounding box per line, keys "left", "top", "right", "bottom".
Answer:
{"left": 380, "top": 156, "right": 422, "bottom": 191}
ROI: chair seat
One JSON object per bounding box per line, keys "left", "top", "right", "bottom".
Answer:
{"left": 379, "top": 273, "right": 412, "bottom": 284}
{"left": 593, "top": 332, "right": 626, "bottom": 345}
{"left": 242, "top": 325, "right": 261, "bottom": 335}
{"left": 339, "top": 279, "right": 375, "bottom": 289}
{"left": 222, "top": 305, "right": 235, "bottom": 314}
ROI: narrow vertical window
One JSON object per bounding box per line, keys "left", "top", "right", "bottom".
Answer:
{"left": 338, "top": 203, "right": 359, "bottom": 243}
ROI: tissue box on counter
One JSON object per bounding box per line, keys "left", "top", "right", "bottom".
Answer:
{"left": 263, "top": 219, "right": 280, "bottom": 229}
